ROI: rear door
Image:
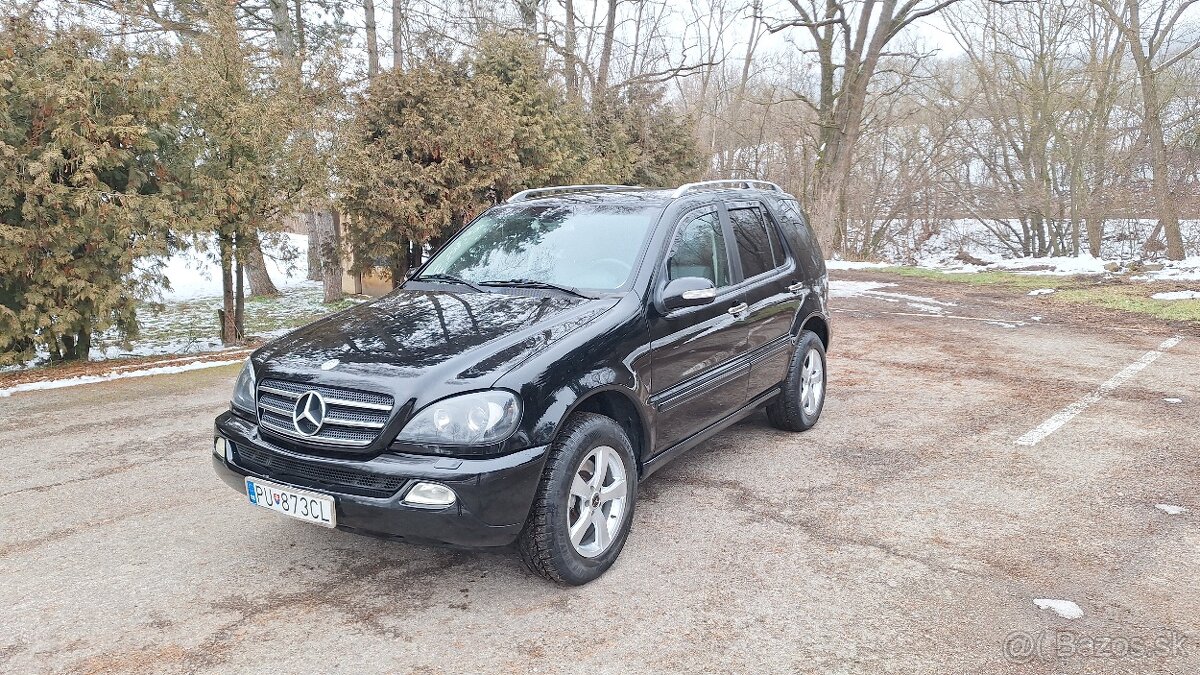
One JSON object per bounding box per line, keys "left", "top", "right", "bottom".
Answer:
{"left": 647, "top": 205, "right": 750, "bottom": 452}
{"left": 724, "top": 200, "right": 802, "bottom": 399}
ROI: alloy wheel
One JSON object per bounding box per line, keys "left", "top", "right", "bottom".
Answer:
{"left": 800, "top": 348, "right": 825, "bottom": 416}
{"left": 567, "top": 445, "right": 629, "bottom": 558}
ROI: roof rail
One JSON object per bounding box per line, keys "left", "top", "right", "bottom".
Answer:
{"left": 671, "top": 179, "right": 784, "bottom": 198}
{"left": 507, "top": 185, "right": 631, "bottom": 203}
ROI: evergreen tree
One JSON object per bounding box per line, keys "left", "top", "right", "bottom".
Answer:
{"left": 0, "top": 15, "right": 178, "bottom": 364}
{"left": 338, "top": 57, "right": 519, "bottom": 285}
{"left": 170, "top": 2, "right": 316, "bottom": 343}
{"left": 472, "top": 33, "right": 591, "bottom": 197}
{"left": 589, "top": 85, "right": 703, "bottom": 187}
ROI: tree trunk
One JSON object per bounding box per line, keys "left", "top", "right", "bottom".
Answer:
{"left": 564, "top": 0, "right": 578, "bottom": 97}
{"left": 244, "top": 235, "right": 281, "bottom": 297}
{"left": 317, "top": 210, "right": 344, "bottom": 304}
{"left": 390, "top": 252, "right": 409, "bottom": 291}
{"left": 306, "top": 211, "right": 322, "bottom": 280}
{"left": 220, "top": 234, "right": 237, "bottom": 345}
{"left": 392, "top": 0, "right": 404, "bottom": 70}
{"left": 596, "top": 0, "right": 618, "bottom": 93}
{"left": 1122, "top": 1, "right": 1185, "bottom": 260}
{"left": 1085, "top": 219, "right": 1104, "bottom": 258}
{"left": 364, "top": 0, "right": 380, "bottom": 78}
{"left": 1143, "top": 104, "right": 1183, "bottom": 259}
{"left": 268, "top": 0, "right": 297, "bottom": 63}
{"left": 235, "top": 252, "right": 246, "bottom": 341}
{"left": 76, "top": 326, "right": 92, "bottom": 361}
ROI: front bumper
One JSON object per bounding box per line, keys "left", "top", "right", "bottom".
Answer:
{"left": 213, "top": 410, "right": 549, "bottom": 548}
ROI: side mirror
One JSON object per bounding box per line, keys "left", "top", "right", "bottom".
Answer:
{"left": 404, "top": 268, "right": 420, "bottom": 281}
{"left": 661, "top": 277, "right": 717, "bottom": 312}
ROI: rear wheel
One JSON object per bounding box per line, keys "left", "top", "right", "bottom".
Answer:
{"left": 766, "top": 329, "right": 827, "bottom": 431}
{"left": 517, "top": 413, "right": 637, "bottom": 585}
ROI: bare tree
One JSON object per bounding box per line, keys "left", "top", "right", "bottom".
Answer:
{"left": 763, "top": 0, "right": 978, "bottom": 252}
{"left": 1090, "top": 0, "right": 1200, "bottom": 260}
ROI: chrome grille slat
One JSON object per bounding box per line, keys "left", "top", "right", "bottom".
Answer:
{"left": 258, "top": 385, "right": 301, "bottom": 400}
{"left": 256, "top": 378, "right": 394, "bottom": 447}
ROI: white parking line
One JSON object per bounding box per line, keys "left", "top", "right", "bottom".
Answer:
{"left": 1015, "top": 336, "right": 1184, "bottom": 446}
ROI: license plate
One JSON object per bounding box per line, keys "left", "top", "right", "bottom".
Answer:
{"left": 245, "top": 478, "right": 336, "bottom": 528}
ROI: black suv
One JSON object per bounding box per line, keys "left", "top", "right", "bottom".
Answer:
{"left": 213, "top": 181, "right": 829, "bottom": 584}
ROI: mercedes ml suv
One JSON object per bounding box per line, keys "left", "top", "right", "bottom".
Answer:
{"left": 212, "top": 180, "right": 830, "bottom": 584}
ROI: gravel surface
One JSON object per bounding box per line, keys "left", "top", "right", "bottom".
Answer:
{"left": 2, "top": 274, "right": 1197, "bottom": 674}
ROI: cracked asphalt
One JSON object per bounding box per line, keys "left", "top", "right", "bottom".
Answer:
{"left": 2, "top": 272, "right": 1198, "bottom": 673}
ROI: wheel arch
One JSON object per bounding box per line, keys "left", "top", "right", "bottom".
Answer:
{"left": 797, "top": 312, "right": 830, "bottom": 351}
{"left": 560, "top": 387, "right": 650, "bottom": 476}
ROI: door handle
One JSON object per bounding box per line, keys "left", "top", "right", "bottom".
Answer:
{"left": 787, "top": 282, "right": 806, "bottom": 293}
{"left": 727, "top": 302, "right": 749, "bottom": 316}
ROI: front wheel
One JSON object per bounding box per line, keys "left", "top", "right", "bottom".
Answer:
{"left": 766, "top": 329, "right": 827, "bottom": 431}
{"left": 517, "top": 413, "right": 637, "bottom": 585}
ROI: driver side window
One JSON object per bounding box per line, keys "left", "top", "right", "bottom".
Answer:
{"left": 668, "top": 211, "right": 731, "bottom": 288}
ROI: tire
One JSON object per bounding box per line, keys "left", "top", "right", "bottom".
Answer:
{"left": 517, "top": 413, "right": 638, "bottom": 585}
{"left": 766, "top": 329, "right": 827, "bottom": 432}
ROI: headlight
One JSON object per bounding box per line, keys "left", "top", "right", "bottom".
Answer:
{"left": 396, "top": 390, "right": 520, "bottom": 445}
{"left": 231, "top": 358, "right": 257, "bottom": 414}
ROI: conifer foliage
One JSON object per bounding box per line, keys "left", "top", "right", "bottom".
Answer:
{"left": 338, "top": 33, "right": 702, "bottom": 285}
{"left": 0, "top": 16, "right": 178, "bottom": 364}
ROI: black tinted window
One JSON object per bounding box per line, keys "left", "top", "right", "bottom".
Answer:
{"left": 763, "top": 209, "right": 788, "bottom": 266}
{"left": 729, "top": 207, "right": 785, "bottom": 278}
{"left": 668, "top": 211, "right": 730, "bottom": 288}
{"left": 780, "top": 200, "right": 823, "bottom": 272}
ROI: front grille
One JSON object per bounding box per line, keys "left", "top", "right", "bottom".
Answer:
{"left": 234, "top": 442, "right": 406, "bottom": 498}
{"left": 256, "top": 379, "right": 395, "bottom": 448}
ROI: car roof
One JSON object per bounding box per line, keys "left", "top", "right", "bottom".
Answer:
{"left": 504, "top": 187, "right": 792, "bottom": 209}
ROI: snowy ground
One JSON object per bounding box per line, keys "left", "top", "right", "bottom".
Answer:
{"left": 154, "top": 232, "right": 313, "bottom": 302}
{"left": 91, "top": 234, "right": 361, "bottom": 362}
{"left": 833, "top": 218, "right": 1200, "bottom": 281}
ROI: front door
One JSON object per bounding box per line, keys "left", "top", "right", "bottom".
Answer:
{"left": 647, "top": 206, "right": 750, "bottom": 453}
{"left": 725, "top": 201, "right": 801, "bottom": 398}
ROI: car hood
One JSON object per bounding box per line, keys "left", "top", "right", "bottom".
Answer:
{"left": 255, "top": 288, "right": 619, "bottom": 394}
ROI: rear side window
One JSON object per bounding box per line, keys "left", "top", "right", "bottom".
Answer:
{"left": 728, "top": 207, "right": 787, "bottom": 279}
{"left": 779, "top": 199, "right": 824, "bottom": 273}
{"left": 668, "top": 211, "right": 731, "bottom": 288}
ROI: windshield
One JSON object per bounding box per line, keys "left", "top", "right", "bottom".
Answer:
{"left": 420, "top": 202, "right": 661, "bottom": 291}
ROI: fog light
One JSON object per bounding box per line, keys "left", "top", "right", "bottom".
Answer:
{"left": 213, "top": 437, "right": 227, "bottom": 458}
{"left": 403, "top": 482, "right": 457, "bottom": 507}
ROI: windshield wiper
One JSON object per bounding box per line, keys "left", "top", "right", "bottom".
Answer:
{"left": 415, "top": 272, "right": 487, "bottom": 293}
{"left": 480, "top": 278, "right": 597, "bottom": 299}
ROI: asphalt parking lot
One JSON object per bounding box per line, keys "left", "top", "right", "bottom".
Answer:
{"left": 2, "top": 272, "right": 1197, "bottom": 673}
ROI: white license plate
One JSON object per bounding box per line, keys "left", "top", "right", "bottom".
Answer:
{"left": 245, "top": 477, "right": 336, "bottom": 528}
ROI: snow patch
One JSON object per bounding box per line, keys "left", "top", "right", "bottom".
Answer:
{"left": 1164, "top": 397, "right": 1183, "bottom": 404}
{"left": 866, "top": 290, "right": 956, "bottom": 306}
{"left": 825, "top": 259, "right": 891, "bottom": 271}
{"left": 1033, "top": 598, "right": 1083, "bottom": 620}
{"left": 906, "top": 302, "right": 946, "bottom": 314}
{"left": 1156, "top": 504, "right": 1186, "bottom": 515}
{"left": 0, "top": 359, "right": 243, "bottom": 398}
{"left": 992, "top": 255, "right": 1108, "bottom": 276}
{"left": 829, "top": 280, "right": 896, "bottom": 298}
{"left": 1151, "top": 290, "right": 1200, "bottom": 301}
{"left": 1028, "top": 288, "right": 1056, "bottom": 296}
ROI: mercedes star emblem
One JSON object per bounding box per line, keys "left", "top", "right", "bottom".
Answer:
{"left": 292, "top": 391, "right": 327, "bottom": 436}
